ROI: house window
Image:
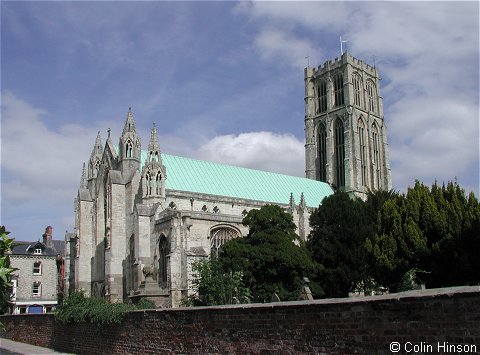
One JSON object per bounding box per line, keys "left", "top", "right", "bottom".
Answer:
{"left": 33, "top": 261, "right": 42, "bottom": 275}
{"left": 318, "top": 81, "right": 327, "bottom": 112}
{"left": 210, "top": 227, "right": 239, "bottom": 256}
{"left": 358, "top": 119, "right": 368, "bottom": 187}
{"left": 333, "top": 74, "right": 344, "bottom": 107}
{"left": 34, "top": 248, "right": 42, "bottom": 255}
{"left": 32, "top": 282, "right": 41, "bottom": 297}
{"left": 334, "top": 118, "right": 345, "bottom": 187}
{"left": 353, "top": 74, "right": 362, "bottom": 107}
{"left": 318, "top": 123, "right": 327, "bottom": 182}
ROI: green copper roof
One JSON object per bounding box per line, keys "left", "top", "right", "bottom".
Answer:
{"left": 140, "top": 150, "right": 333, "bottom": 208}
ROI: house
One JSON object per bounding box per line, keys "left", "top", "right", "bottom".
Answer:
{"left": 10, "top": 226, "right": 65, "bottom": 314}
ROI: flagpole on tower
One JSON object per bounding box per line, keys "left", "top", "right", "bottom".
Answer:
{"left": 340, "top": 36, "right": 347, "bottom": 55}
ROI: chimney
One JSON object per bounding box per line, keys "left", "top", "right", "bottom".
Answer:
{"left": 43, "top": 225, "right": 53, "bottom": 248}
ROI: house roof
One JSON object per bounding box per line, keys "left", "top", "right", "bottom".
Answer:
{"left": 12, "top": 240, "right": 65, "bottom": 257}
{"left": 148, "top": 152, "right": 333, "bottom": 208}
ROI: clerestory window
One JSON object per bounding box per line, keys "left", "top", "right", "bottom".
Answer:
{"left": 210, "top": 227, "right": 239, "bottom": 256}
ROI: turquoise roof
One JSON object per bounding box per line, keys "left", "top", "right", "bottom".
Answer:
{"left": 139, "top": 151, "right": 333, "bottom": 208}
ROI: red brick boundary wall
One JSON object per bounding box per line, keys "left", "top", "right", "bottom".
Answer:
{"left": 1, "top": 286, "right": 479, "bottom": 354}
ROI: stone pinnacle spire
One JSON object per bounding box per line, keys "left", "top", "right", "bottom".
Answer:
{"left": 91, "top": 131, "right": 103, "bottom": 157}
{"left": 122, "top": 107, "right": 137, "bottom": 135}
{"left": 80, "top": 162, "right": 87, "bottom": 189}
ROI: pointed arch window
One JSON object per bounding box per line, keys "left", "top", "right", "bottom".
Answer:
{"left": 367, "top": 80, "right": 377, "bottom": 113}
{"left": 126, "top": 139, "right": 133, "bottom": 158}
{"left": 333, "top": 74, "right": 344, "bottom": 107}
{"left": 318, "top": 80, "right": 327, "bottom": 112}
{"left": 158, "top": 236, "right": 169, "bottom": 285}
{"left": 145, "top": 171, "right": 152, "bottom": 196}
{"left": 129, "top": 235, "right": 136, "bottom": 291}
{"left": 358, "top": 119, "right": 367, "bottom": 186}
{"left": 372, "top": 124, "right": 381, "bottom": 189}
{"left": 334, "top": 118, "right": 345, "bottom": 187}
{"left": 317, "top": 123, "right": 327, "bottom": 182}
{"left": 210, "top": 227, "right": 239, "bottom": 256}
{"left": 353, "top": 74, "right": 362, "bottom": 107}
{"left": 156, "top": 171, "right": 162, "bottom": 195}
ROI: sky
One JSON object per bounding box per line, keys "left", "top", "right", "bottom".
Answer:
{"left": 1, "top": 1, "right": 479, "bottom": 242}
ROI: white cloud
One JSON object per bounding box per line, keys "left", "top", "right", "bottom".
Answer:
{"left": 254, "top": 29, "right": 320, "bottom": 69}
{"left": 196, "top": 132, "right": 305, "bottom": 177}
{"left": 0, "top": 92, "right": 119, "bottom": 239}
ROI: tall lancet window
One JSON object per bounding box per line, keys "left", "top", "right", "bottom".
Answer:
{"left": 367, "top": 80, "right": 377, "bottom": 113}
{"left": 318, "top": 81, "right": 327, "bottom": 112}
{"left": 333, "top": 74, "right": 344, "bottom": 107}
{"left": 334, "top": 118, "right": 345, "bottom": 187}
{"left": 158, "top": 236, "right": 169, "bottom": 285}
{"left": 126, "top": 139, "right": 133, "bottom": 158}
{"left": 155, "top": 171, "right": 162, "bottom": 195}
{"left": 145, "top": 171, "right": 152, "bottom": 196}
{"left": 353, "top": 74, "right": 362, "bottom": 107}
{"left": 372, "top": 123, "right": 381, "bottom": 189}
{"left": 318, "top": 123, "right": 327, "bottom": 182}
{"left": 358, "top": 119, "right": 367, "bottom": 186}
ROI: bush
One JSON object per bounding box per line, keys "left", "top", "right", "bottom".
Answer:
{"left": 55, "top": 292, "right": 135, "bottom": 326}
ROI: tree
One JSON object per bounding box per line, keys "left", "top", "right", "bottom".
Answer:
{"left": 221, "top": 205, "right": 318, "bottom": 302}
{"left": 183, "top": 256, "right": 251, "bottom": 306}
{"left": 307, "top": 191, "right": 372, "bottom": 297}
{"left": 0, "top": 226, "right": 16, "bottom": 325}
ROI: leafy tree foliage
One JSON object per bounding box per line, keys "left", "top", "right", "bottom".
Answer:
{"left": 307, "top": 191, "right": 373, "bottom": 297}
{"left": 183, "top": 256, "right": 251, "bottom": 306}
{"left": 221, "top": 205, "right": 318, "bottom": 302}
{"left": 0, "top": 226, "right": 16, "bottom": 316}
{"left": 367, "top": 181, "right": 480, "bottom": 291}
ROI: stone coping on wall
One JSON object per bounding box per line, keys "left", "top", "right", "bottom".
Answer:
{"left": 129, "top": 285, "right": 480, "bottom": 313}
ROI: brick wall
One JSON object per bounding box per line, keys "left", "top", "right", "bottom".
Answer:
{"left": 1, "top": 286, "right": 479, "bottom": 354}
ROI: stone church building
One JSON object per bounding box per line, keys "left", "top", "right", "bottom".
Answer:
{"left": 66, "top": 53, "right": 391, "bottom": 307}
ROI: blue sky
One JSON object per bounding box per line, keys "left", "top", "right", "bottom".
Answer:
{"left": 1, "top": 1, "right": 479, "bottom": 242}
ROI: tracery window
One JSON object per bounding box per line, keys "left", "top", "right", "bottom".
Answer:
{"left": 358, "top": 119, "right": 367, "bottom": 186}
{"left": 158, "top": 236, "right": 169, "bottom": 285}
{"left": 318, "top": 123, "right": 327, "bottom": 182}
{"left": 334, "top": 118, "right": 345, "bottom": 187}
{"left": 353, "top": 74, "right": 362, "bottom": 107}
{"left": 372, "top": 124, "right": 381, "bottom": 189}
{"left": 333, "top": 74, "right": 344, "bottom": 107}
{"left": 210, "top": 227, "right": 239, "bottom": 256}
{"left": 367, "top": 80, "right": 377, "bottom": 113}
{"left": 318, "top": 81, "right": 327, "bottom": 112}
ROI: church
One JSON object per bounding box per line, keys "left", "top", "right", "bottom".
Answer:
{"left": 65, "top": 53, "right": 391, "bottom": 307}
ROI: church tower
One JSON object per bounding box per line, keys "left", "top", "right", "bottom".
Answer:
{"left": 119, "top": 108, "right": 141, "bottom": 174}
{"left": 304, "top": 52, "right": 392, "bottom": 198}
{"left": 141, "top": 123, "right": 167, "bottom": 201}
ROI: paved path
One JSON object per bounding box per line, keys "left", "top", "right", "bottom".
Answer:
{"left": 0, "top": 338, "right": 73, "bottom": 355}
